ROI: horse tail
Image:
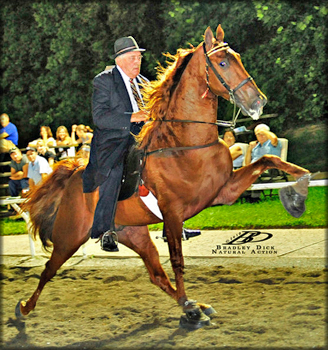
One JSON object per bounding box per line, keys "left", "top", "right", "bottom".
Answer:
{"left": 21, "top": 159, "right": 85, "bottom": 251}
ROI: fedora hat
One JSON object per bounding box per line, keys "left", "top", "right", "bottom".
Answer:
{"left": 112, "top": 36, "right": 145, "bottom": 59}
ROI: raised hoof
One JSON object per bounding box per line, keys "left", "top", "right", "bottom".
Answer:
{"left": 279, "top": 185, "right": 306, "bottom": 218}
{"left": 15, "top": 300, "right": 24, "bottom": 318}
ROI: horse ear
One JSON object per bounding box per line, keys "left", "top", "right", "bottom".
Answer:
{"left": 204, "top": 26, "right": 214, "bottom": 50}
{"left": 216, "top": 24, "right": 225, "bottom": 42}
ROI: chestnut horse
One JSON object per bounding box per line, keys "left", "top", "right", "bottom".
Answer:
{"left": 16, "top": 24, "right": 311, "bottom": 330}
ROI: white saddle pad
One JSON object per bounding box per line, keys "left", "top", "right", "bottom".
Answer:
{"left": 140, "top": 191, "right": 163, "bottom": 220}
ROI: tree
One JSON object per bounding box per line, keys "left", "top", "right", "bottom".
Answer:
{"left": 1, "top": 0, "right": 326, "bottom": 147}
{"left": 247, "top": 1, "right": 327, "bottom": 131}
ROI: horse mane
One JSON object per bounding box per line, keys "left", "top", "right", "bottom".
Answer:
{"left": 136, "top": 46, "right": 196, "bottom": 148}
{"left": 21, "top": 158, "right": 85, "bottom": 251}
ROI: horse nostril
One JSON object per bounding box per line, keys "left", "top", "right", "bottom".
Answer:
{"left": 252, "top": 96, "right": 266, "bottom": 110}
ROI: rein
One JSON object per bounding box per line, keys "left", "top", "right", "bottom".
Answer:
{"left": 146, "top": 139, "right": 219, "bottom": 156}
{"left": 149, "top": 118, "right": 234, "bottom": 128}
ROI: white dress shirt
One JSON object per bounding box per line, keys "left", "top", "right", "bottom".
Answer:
{"left": 116, "top": 65, "right": 142, "bottom": 112}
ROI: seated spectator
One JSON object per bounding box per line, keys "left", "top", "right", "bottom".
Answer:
{"left": 71, "top": 124, "right": 93, "bottom": 146}
{"left": 245, "top": 124, "right": 282, "bottom": 165}
{"left": 243, "top": 124, "right": 282, "bottom": 202}
{"left": 8, "top": 147, "right": 29, "bottom": 197}
{"left": 40, "top": 125, "right": 56, "bottom": 146}
{"left": 56, "top": 125, "right": 71, "bottom": 146}
{"left": 0, "top": 113, "right": 19, "bottom": 153}
{"left": 26, "top": 146, "right": 53, "bottom": 189}
{"left": 222, "top": 128, "right": 244, "bottom": 169}
{"left": 55, "top": 125, "right": 74, "bottom": 159}
{"left": 36, "top": 140, "right": 57, "bottom": 168}
{"left": 29, "top": 126, "right": 56, "bottom": 148}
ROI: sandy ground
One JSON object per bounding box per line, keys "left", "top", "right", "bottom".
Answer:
{"left": 1, "top": 229, "right": 327, "bottom": 349}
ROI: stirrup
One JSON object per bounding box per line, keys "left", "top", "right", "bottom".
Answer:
{"left": 101, "top": 231, "right": 119, "bottom": 252}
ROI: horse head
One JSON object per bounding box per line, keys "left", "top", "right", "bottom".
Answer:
{"left": 203, "top": 24, "right": 267, "bottom": 120}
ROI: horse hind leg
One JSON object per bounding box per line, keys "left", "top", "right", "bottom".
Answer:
{"left": 213, "top": 155, "right": 311, "bottom": 217}
{"left": 117, "top": 225, "right": 178, "bottom": 301}
{"left": 15, "top": 246, "right": 81, "bottom": 318}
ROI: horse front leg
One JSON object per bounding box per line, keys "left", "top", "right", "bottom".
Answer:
{"left": 162, "top": 215, "right": 212, "bottom": 330}
{"left": 213, "top": 155, "right": 311, "bottom": 217}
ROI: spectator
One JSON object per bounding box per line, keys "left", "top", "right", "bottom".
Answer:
{"left": 36, "top": 140, "right": 57, "bottom": 168}
{"left": 8, "top": 147, "right": 29, "bottom": 197}
{"left": 222, "top": 128, "right": 244, "bottom": 169}
{"left": 71, "top": 124, "right": 93, "bottom": 146}
{"left": 56, "top": 126, "right": 71, "bottom": 146}
{"left": 29, "top": 126, "right": 56, "bottom": 148}
{"left": 245, "top": 124, "right": 282, "bottom": 165}
{"left": 55, "top": 125, "right": 74, "bottom": 159}
{"left": 26, "top": 146, "right": 53, "bottom": 189}
{"left": 0, "top": 113, "right": 19, "bottom": 153}
{"left": 243, "top": 124, "right": 282, "bottom": 202}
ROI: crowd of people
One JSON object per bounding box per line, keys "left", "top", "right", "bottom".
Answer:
{"left": 0, "top": 117, "right": 93, "bottom": 198}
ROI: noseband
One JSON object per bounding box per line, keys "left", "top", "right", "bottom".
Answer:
{"left": 202, "top": 42, "right": 253, "bottom": 104}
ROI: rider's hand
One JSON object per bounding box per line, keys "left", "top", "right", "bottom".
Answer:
{"left": 130, "top": 110, "right": 149, "bottom": 123}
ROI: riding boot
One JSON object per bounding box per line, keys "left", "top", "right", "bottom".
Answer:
{"left": 101, "top": 231, "right": 119, "bottom": 252}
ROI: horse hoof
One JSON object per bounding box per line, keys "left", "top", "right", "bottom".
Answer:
{"left": 179, "top": 312, "right": 211, "bottom": 331}
{"left": 279, "top": 186, "right": 306, "bottom": 218}
{"left": 15, "top": 300, "right": 24, "bottom": 318}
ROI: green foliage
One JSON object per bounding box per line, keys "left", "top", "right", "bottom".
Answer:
{"left": 1, "top": 0, "right": 326, "bottom": 147}
{"left": 1, "top": 1, "right": 165, "bottom": 145}
{"left": 249, "top": 1, "right": 327, "bottom": 132}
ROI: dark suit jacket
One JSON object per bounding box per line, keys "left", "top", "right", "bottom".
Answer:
{"left": 83, "top": 66, "right": 148, "bottom": 192}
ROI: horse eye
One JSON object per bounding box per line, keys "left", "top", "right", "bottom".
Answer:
{"left": 219, "top": 61, "right": 226, "bottom": 67}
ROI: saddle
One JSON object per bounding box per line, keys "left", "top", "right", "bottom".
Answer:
{"left": 118, "top": 144, "right": 145, "bottom": 201}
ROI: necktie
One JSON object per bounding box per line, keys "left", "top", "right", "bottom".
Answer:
{"left": 130, "top": 78, "right": 144, "bottom": 110}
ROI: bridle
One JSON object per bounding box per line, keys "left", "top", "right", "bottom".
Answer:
{"left": 202, "top": 41, "right": 253, "bottom": 128}
{"left": 203, "top": 42, "right": 253, "bottom": 103}
{"left": 144, "top": 41, "right": 255, "bottom": 156}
